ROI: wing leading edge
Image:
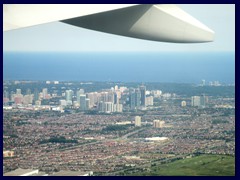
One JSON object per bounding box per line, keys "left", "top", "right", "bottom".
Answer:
{"left": 3, "top": 4, "right": 214, "bottom": 43}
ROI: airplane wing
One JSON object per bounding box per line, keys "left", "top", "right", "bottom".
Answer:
{"left": 3, "top": 4, "right": 214, "bottom": 43}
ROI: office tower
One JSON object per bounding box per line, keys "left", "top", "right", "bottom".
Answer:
{"left": 86, "top": 98, "right": 90, "bottom": 110}
{"left": 65, "top": 90, "right": 73, "bottom": 105}
{"left": 114, "top": 93, "right": 119, "bottom": 104}
{"left": 34, "top": 89, "right": 39, "bottom": 102}
{"left": 80, "top": 94, "right": 86, "bottom": 110}
{"left": 146, "top": 96, "right": 154, "bottom": 106}
{"left": 129, "top": 90, "right": 136, "bottom": 110}
{"left": 200, "top": 94, "right": 207, "bottom": 107}
{"left": 3, "top": 90, "right": 9, "bottom": 98}
{"left": 100, "top": 92, "right": 107, "bottom": 102}
{"left": 107, "top": 92, "right": 114, "bottom": 103}
{"left": 114, "top": 104, "right": 123, "bottom": 112}
{"left": 14, "top": 95, "right": 23, "bottom": 104}
{"left": 135, "top": 89, "right": 141, "bottom": 108}
{"left": 181, "top": 101, "right": 187, "bottom": 107}
{"left": 159, "top": 121, "right": 165, "bottom": 128}
{"left": 77, "top": 89, "right": 85, "bottom": 103}
{"left": 191, "top": 95, "right": 207, "bottom": 107}
{"left": 151, "top": 90, "right": 162, "bottom": 98}
{"left": 98, "top": 101, "right": 105, "bottom": 112}
{"left": 23, "top": 95, "right": 33, "bottom": 105}
{"left": 59, "top": 100, "right": 67, "bottom": 106}
{"left": 202, "top": 79, "right": 206, "bottom": 86}
{"left": 100, "top": 92, "right": 114, "bottom": 103}
{"left": 42, "top": 88, "right": 48, "bottom": 99}
{"left": 76, "top": 91, "right": 80, "bottom": 103}
{"left": 140, "top": 85, "right": 146, "bottom": 106}
{"left": 153, "top": 120, "right": 159, "bottom": 128}
{"left": 105, "top": 102, "right": 113, "bottom": 113}
{"left": 135, "top": 116, "right": 141, "bottom": 127}
{"left": 79, "top": 89, "right": 85, "bottom": 94}
{"left": 153, "top": 120, "right": 165, "bottom": 128}
{"left": 16, "top": 89, "right": 21, "bottom": 95}
{"left": 87, "top": 92, "right": 99, "bottom": 107}
{"left": 10, "top": 91, "right": 15, "bottom": 101}
{"left": 3, "top": 90, "right": 9, "bottom": 104}
{"left": 26, "top": 88, "right": 31, "bottom": 95}
{"left": 191, "top": 96, "right": 201, "bottom": 107}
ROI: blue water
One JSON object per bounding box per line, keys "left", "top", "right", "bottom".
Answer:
{"left": 3, "top": 52, "right": 235, "bottom": 83}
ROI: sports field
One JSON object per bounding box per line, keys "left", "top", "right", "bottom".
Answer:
{"left": 132, "top": 155, "right": 235, "bottom": 176}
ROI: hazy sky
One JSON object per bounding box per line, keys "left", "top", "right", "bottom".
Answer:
{"left": 3, "top": 4, "right": 235, "bottom": 52}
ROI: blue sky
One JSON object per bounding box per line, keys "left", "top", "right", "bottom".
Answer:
{"left": 3, "top": 4, "right": 235, "bottom": 53}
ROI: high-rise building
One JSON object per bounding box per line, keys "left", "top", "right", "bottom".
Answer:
{"left": 191, "top": 95, "right": 207, "bottom": 107}
{"left": 98, "top": 101, "right": 121, "bottom": 113}
{"left": 65, "top": 90, "right": 73, "bottom": 105}
{"left": 14, "top": 95, "right": 23, "bottom": 104}
{"left": 79, "top": 89, "right": 84, "bottom": 94}
{"left": 76, "top": 89, "right": 85, "bottom": 104}
{"left": 59, "top": 100, "right": 67, "bottom": 106}
{"left": 98, "top": 101, "right": 105, "bottom": 112}
{"left": 26, "top": 88, "right": 31, "bottom": 95}
{"left": 129, "top": 88, "right": 141, "bottom": 110}
{"left": 23, "top": 95, "right": 33, "bottom": 105}
{"left": 200, "top": 94, "right": 207, "bottom": 108}
{"left": 87, "top": 92, "right": 99, "bottom": 107}
{"left": 16, "top": 89, "right": 21, "bottom": 95}
{"left": 3, "top": 90, "right": 9, "bottom": 104}
{"left": 99, "top": 92, "right": 114, "bottom": 103}
{"left": 3, "top": 90, "right": 9, "bottom": 99}
{"left": 146, "top": 96, "right": 154, "bottom": 106}
{"left": 191, "top": 96, "right": 201, "bottom": 107}
{"left": 42, "top": 88, "right": 48, "bottom": 99}
{"left": 80, "top": 94, "right": 86, "bottom": 110}
{"left": 86, "top": 98, "right": 90, "bottom": 110}
{"left": 135, "top": 116, "right": 141, "bottom": 127}
{"left": 151, "top": 90, "right": 162, "bottom": 98}
{"left": 105, "top": 102, "right": 113, "bottom": 113}
{"left": 114, "top": 93, "right": 119, "bottom": 104}
{"left": 202, "top": 79, "right": 206, "bottom": 86}
{"left": 10, "top": 91, "right": 15, "bottom": 101}
{"left": 114, "top": 104, "right": 123, "bottom": 112}
{"left": 129, "top": 90, "right": 136, "bottom": 110}
{"left": 34, "top": 89, "right": 39, "bottom": 102}
{"left": 153, "top": 120, "right": 165, "bottom": 128}
{"left": 135, "top": 89, "right": 141, "bottom": 108}
{"left": 140, "top": 85, "right": 146, "bottom": 106}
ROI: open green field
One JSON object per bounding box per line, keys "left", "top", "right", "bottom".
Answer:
{"left": 132, "top": 155, "right": 235, "bottom": 176}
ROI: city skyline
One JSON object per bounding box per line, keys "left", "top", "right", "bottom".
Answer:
{"left": 3, "top": 81, "right": 235, "bottom": 176}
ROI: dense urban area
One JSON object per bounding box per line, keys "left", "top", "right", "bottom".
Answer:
{"left": 3, "top": 80, "right": 235, "bottom": 176}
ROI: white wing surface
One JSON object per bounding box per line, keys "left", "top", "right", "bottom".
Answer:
{"left": 3, "top": 4, "right": 214, "bottom": 43}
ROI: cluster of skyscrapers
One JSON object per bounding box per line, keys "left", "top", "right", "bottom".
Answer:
{"left": 59, "top": 86, "right": 124, "bottom": 113}
{"left": 3, "top": 84, "right": 209, "bottom": 113}
{"left": 129, "top": 85, "right": 153, "bottom": 110}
